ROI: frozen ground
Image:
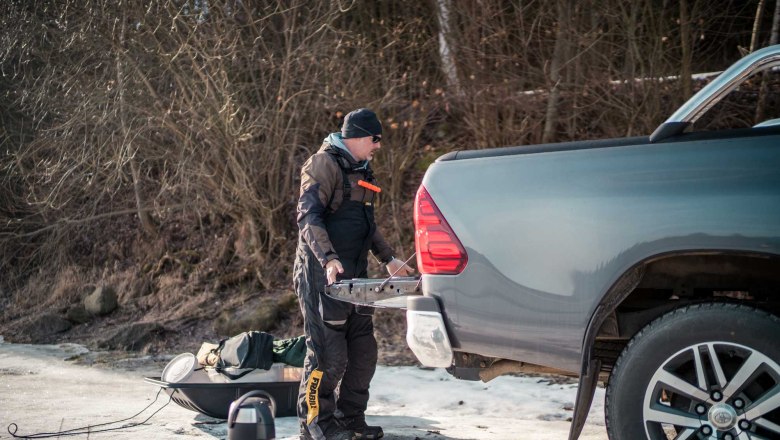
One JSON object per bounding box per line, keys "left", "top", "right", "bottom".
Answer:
{"left": 0, "top": 341, "right": 607, "bottom": 439}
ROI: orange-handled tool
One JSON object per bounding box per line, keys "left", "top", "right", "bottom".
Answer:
{"left": 358, "top": 180, "right": 382, "bottom": 193}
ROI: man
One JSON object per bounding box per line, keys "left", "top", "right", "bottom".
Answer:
{"left": 293, "top": 108, "right": 413, "bottom": 440}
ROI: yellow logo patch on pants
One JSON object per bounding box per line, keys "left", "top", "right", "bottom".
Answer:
{"left": 306, "top": 369, "right": 324, "bottom": 425}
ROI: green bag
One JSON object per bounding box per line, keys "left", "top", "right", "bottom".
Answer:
{"left": 272, "top": 335, "right": 306, "bottom": 368}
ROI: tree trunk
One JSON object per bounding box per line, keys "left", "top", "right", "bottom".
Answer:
{"left": 679, "top": 0, "right": 693, "bottom": 100}
{"left": 772, "top": 0, "right": 780, "bottom": 45}
{"left": 542, "top": 0, "right": 572, "bottom": 144}
{"left": 756, "top": 0, "right": 780, "bottom": 122}
{"left": 620, "top": 0, "right": 641, "bottom": 81}
{"left": 117, "top": 8, "right": 156, "bottom": 237}
{"left": 436, "top": 0, "right": 461, "bottom": 98}
{"left": 751, "top": 0, "right": 766, "bottom": 53}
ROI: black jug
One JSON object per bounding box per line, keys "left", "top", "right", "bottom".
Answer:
{"left": 227, "top": 390, "right": 276, "bottom": 440}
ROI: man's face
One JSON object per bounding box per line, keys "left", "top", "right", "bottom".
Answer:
{"left": 348, "top": 136, "right": 381, "bottom": 161}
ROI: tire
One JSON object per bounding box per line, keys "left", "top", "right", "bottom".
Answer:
{"left": 605, "top": 303, "right": 780, "bottom": 440}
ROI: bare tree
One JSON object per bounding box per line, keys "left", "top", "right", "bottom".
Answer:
{"left": 436, "top": 0, "right": 461, "bottom": 97}
{"left": 116, "top": 6, "right": 157, "bottom": 237}
{"left": 0, "top": 0, "right": 772, "bottom": 321}
{"left": 750, "top": 0, "right": 767, "bottom": 53}
{"left": 679, "top": 0, "right": 693, "bottom": 100}
{"left": 771, "top": 0, "right": 780, "bottom": 45}
{"left": 756, "top": 0, "right": 780, "bottom": 122}
{"left": 542, "top": 0, "right": 573, "bottom": 143}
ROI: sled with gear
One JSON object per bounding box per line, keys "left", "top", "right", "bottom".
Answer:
{"left": 144, "top": 331, "right": 306, "bottom": 419}
{"left": 145, "top": 276, "right": 421, "bottom": 420}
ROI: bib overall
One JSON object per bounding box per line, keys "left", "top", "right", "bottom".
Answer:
{"left": 294, "top": 153, "right": 379, "bottom": 439}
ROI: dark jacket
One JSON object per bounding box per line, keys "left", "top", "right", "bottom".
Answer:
{"left": 296, "top": 142, "right": 395, "bottom": 268}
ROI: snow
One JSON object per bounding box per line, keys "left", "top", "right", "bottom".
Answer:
{"left": 0, "top": 342, "right": 608, "bottom": 439}
{"left": 340, "top": 367, "right": 608, "bottom": 440}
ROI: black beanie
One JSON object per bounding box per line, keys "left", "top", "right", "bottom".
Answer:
{"left": 341, "top": 108, "right": 382, "bottom": 139}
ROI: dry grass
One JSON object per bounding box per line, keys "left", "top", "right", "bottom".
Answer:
{"left": 0, "top": 1, "right": 775, "bottom": 357}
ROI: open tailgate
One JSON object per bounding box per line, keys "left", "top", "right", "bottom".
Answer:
{"left": 324, "top": 276, "right": 422, "bottom": 309}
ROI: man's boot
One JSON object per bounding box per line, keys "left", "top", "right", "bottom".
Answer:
{"left": 300, "top": 423, "right": 354, "bottom": 440}
{"left": 338, "top": 417, "right": 384, "bottom": 439}
{"left": 299, "top": 431, "right": 352, "bottom": 440}
{"left": 328, "top": 430, "right": 354, "bottom": 440}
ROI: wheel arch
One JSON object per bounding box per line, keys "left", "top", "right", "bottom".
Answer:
{"left": 595, "top": 250, "right": 780, "bottom": 356}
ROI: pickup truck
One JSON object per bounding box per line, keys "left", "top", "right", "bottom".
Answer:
{"left": 329, "top": 45, "right": 780, "bottom": 440}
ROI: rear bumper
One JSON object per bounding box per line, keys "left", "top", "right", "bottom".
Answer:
{"left": 405, "top": 296, "right": 453, "bottom": 368}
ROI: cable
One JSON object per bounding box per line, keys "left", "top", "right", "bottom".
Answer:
{"left": 7, "top": 387, "right": 172, "bottom": 439}
{"left": 7, "top": 388, "right": 171, "bottom": 438}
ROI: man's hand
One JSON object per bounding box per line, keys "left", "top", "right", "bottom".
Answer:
{"left": 386, "top": 257, "right": 414, "bottom": 277}
{"left": 325, "top": 259, "right": 344, "bottom": 285}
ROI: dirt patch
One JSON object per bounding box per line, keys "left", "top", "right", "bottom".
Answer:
{"left": 373, "top": 309, "right": 417, "bottom": 366}
{"left": 14, "top": 313, "right": 72, "bottom": 343}
{"left": 65, "top": 349, "right": 176, "bottom": 373}
{"left": 97, "top": 322, "right": 167, "bottom": 351}
{"left": 0, "top": 274, "right": 416, "bottom": 366}
{"left": 0, "top": 211, "right": 417, "bottom": 365}
{"left": 0, "top": 367, "right": 38, "bottom": 376}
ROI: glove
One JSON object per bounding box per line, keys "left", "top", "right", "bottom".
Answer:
{"left": 386, "top": 257, "right": 414, "bottom": 277}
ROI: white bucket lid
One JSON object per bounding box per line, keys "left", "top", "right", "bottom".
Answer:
{"left": 162, "top": 353, "right": 197, "bottom": 383}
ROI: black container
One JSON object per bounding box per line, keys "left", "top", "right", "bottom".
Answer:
{"left": 228, "top": 391, "right": 276, "bottom": 440}
{"left": 144, "top": 377, "right": 298, "bottom": 419}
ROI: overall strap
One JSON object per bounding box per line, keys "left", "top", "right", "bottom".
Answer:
{"left": 325, "top": 149, "right": 355, "bottom": 205}
{"left": 363, "top": 164, "right": 376, "bottom": 184}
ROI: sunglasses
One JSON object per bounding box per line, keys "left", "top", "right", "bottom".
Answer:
{"left": 353, "top": 123, "right": 382, "bottom": 143}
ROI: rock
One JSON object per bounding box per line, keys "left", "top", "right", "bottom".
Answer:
{"left": 18, "top": 314, "right": 72, "bottom": 342}
{"left": 213, "top": 296, "right": 280, "bottom": 336}
{"left": 98, "top": 322, "right": 165, "bottom": 351}
{"left": 66, "top": 304, "right": 91, "bottom": 324}
{"left": 84, "top": 285, "right": 118, "bottom": 316}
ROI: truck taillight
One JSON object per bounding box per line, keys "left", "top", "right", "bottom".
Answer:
{"left": 414, "top": 185, "right": 468, "bottom": 275}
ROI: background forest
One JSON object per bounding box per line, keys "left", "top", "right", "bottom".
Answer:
{"left": 1, "top": 0, "right": 778, "bottom": 354}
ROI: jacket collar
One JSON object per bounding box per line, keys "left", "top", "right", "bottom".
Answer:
{"left": 322, "top": 133, "right": 368, "bottom": 170}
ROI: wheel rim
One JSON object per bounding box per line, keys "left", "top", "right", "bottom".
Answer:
{"left": 642, "top": 341, "right": 780, "bottom": 439}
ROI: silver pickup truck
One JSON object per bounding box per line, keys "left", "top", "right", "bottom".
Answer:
{"left": 329, "top": 46, "right": 780, "bottom": 440}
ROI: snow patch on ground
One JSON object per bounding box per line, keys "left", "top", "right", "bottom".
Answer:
{"left": 0, "top": 343, "right": 607, "bottom": 439}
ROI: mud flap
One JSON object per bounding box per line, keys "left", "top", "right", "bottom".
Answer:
{"left": 568, "top": 358, "right": 601, "bottom": 440}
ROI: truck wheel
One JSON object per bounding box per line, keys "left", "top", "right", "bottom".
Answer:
{"left": 605, "top": 303, "right": 780, "bottom": 440}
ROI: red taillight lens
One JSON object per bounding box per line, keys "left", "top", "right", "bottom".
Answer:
{"left": 414, "top": 185, "right": 468, "bottom": 274}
